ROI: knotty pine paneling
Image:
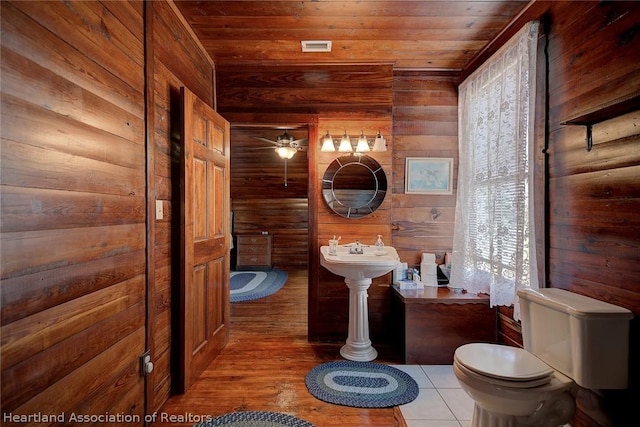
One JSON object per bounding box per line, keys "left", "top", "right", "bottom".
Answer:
{"left": 2, "top": 289, "right": 145, "bottom": 411}
{"left": 391, "top": 71, "right": 460, "bottom": 267}
{"left": 497, "top": 306, "right": 521, "bottom": 348}
{"left": 232, "top": 199, "right": 309, "bottom": 269}
{"left": 1, "top": 0, "right": 146, "bottom": 418}
{"left": 230, "top": 127, "right": 309, "bottom": 198}
{"left": 229, "top": 125, "right": 310, "bottom": 269}
{"left": 147, "top": 0, "right": 216, "bottom": 413}
{"left": 3, "top": 1, "right": 144, "bottom": 97}
{"left": 174, "top": 1, "right": 527, "bottom": 71}
{"left": 545, "top": 2, "right": 640, "bottom": 125}
{"left": 312, "top": 114, "right": 394, "bottom": 342}
{"left": 539, "top": 1, "right": 640, "bottom": 426}
{"left": 216, "top": 64, "right": 393, "bottom": 114}
{"left": 153, "top": 3, "right": 213, "bottom": 107}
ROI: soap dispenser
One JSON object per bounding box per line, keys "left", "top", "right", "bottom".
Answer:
{"left": 375, "top": 234, "right": 385, "bottom": 252}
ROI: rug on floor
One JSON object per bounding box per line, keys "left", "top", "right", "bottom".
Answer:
{"left": 305, "top": 360, "right": 419, "bottom": 408}
{"left": 230, "top": 269, "right": 287, "bottom": 302}
{"left": 194, "top": 410, "right": 314, "bottom": 427}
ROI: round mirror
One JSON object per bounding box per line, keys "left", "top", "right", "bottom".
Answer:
{"left": 322, "top": 155, "right": 387, "bottom": 218}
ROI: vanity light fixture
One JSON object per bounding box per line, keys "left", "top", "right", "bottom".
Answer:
{"left": 320, "top": 130, "right": 387, "bottom": 153}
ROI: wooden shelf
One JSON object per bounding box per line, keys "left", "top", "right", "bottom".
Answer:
{"left": 561, "top": 94, "right": 640, "bottom": 151}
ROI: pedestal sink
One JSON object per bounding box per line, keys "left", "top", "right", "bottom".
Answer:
{"left": 320, "top": 245, "right": 400, "bottom": 361}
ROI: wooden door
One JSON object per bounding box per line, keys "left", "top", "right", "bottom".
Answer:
{"left": 179, "top": 87, "right": 230, "bottom": 392}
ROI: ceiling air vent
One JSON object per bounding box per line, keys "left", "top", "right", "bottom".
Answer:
{"left": 301, "top": 40, "right": 332, "bottom": 52}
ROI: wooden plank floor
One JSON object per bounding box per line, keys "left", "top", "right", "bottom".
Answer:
{"left": 153, "top": 268, "right": 406, "bottom": 426}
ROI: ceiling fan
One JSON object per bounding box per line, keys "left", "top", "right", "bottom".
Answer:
{"left": 252, "top": 129, "right": 308, "bottom": 187}
{"left": 253, "top": 130, "right": 308, "bottom": 160}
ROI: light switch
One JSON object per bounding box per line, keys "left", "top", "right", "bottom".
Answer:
{"left": 155, "top": 200, "right": 163, "bottom": 220}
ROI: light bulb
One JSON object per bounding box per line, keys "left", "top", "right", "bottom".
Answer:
{"left": 355, "top": 131, "right": 370, "bottom": 153}
{"left": 338, "top": 131, "right": 352, "bottom": 152}
{"left": 320, "top": 131, "right": 335, "bottom": 152}
{"left": 372, "top": 130, "right": 386, "bottom": 152}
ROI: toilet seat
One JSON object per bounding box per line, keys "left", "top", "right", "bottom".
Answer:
{"left": 454, "top": 357, "right": 554, "bottom": 389}
{"left": 454, "top": 343, "right": 555, "bottom": 389}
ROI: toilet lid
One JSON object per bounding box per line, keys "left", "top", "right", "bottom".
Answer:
{"left": 455, "top": 343, "right": 554, "bottom": 382}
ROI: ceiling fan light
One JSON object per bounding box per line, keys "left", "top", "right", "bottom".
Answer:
{"left": 275, "top": 146, "right": 296, "bottom": 159}
{"left": 355, "top": 130, "right": 370, "bottom": 153}
{"left": 320, "top": 131, "right": 335, "bottom": 152}
{"left": 338, "top": 131, "right": 352, "bottom": 152}
{"left": 372, "top": 130, "right": 386, "bottom": 152}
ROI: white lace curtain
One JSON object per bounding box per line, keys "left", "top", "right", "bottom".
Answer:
{"left": 451, "top": 21, "right": 540, "bottom": 320}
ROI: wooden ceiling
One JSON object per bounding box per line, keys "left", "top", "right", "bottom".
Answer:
{"left": 174, "top": 0, "right": 530, "bottom": 71}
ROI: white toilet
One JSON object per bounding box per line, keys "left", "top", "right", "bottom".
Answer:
{"left": 453, "top": 287, "right": 634, "bottom": 427}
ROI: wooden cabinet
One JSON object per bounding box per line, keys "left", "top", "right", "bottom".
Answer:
{"left": 236, "top": 234, "right": 272, "bottom": 270}
{"left": 392, "top": 286, "right": 497, "bottom": 364}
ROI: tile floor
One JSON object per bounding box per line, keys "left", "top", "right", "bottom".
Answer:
{"left": 392, "top": 364, "right": 473, "bottom": 427}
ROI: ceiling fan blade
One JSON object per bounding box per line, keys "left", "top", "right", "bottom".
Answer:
{"left": 253, "top": 137, "right": 278, "bottom": 145}
{"left": 291, "top": 138, "right": 308, "bottom": 145}
{"left": 245, "top": 146, "right": 277, "bottom": 150}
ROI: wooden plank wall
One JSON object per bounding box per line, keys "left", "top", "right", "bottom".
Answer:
{"left": 541, "top": 2, "right": 640, "bottom": 425}
{"left": 232, "top": 199, "right": 309, "bottom": 269}
{"left": 313, "top": 114, "right": 393, "bottom": 342}
{"left": 391, "top": 71, "right": 459, "bottom": 267}
{"left": 230, "top": 127, "right": 309, "bottom": 199}
{"left": 229, "top": 126, "right": 310, "bottom": 269}
{"left": 146, "top": 0, "right": 216, "bottom": 413}
{"left": 1, "top": 0, "right": 147, "bottom": 419}
{"left": 217, "top": 64, "right": 393, "bottom": 113}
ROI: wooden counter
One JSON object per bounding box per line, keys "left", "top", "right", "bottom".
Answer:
{"left": 392, "top": 286, "right": 497, "bottom": 364}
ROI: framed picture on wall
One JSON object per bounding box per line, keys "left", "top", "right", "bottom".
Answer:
{"left": 405, "top": 157, "right": 453, "bottom": 194}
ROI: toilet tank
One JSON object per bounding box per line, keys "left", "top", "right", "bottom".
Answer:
{"left": 517, "top": 287, "right": 633, "bottom": 389}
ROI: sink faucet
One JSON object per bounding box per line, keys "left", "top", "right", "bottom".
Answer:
{"left": 349, "top": 240, "right": 364, "bottom": 254}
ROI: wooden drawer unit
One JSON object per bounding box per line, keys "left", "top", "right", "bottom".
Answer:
{"left": 236, "top": 234, "right": 272, "bottom": 270}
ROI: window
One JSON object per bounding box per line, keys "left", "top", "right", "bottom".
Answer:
{"left": 452, "top": 22, "right": 540, "bottom": 320}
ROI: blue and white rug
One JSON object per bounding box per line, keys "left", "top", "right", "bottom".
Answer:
{"left": 230, "top": 269, "right": 288, "bottom": 302}
{"left": 195, "top": 410, "right": 314, "bottom": 427}
{"left": 305, "top": 360, "right": 419, "bottom": 408}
